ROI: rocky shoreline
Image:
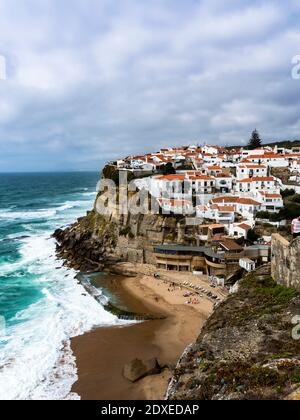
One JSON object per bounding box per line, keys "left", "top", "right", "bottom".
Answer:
{"left": 53, "top": 223, "right": 111, "bottom": 273}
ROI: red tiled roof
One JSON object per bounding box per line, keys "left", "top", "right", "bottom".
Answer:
{"left": 217, "top": 205, "right": 235, "bottom": 212}
{"left": 216, "top": 173, "right": 232, "bottom": 178}
{"left": 265, "top": 193, "right": 282, "bottom": 198}
{"left": 219, "top": 239, "right": 243, "bottom": 252}
{"left": 238, "top": 223, "right": 252, "bottom": 231}
{"left": 158, "top": 174, "right": 185, "bottom": 181}
{"left": 247, "top": 153, "right": 284, "bottom": 159}
{"left": 237, "top": 198, "right": 261, "bottom": 205}
{"left": 239, "top": 164, "right": 267, "bottom": 169}
{"left": 212, "top": 196, "right": 238, "bottom": 204}
{"left": 159, "top": 198, "right": 192, "bottom": 206}
{"left": 188, "top": 175, "right": 215, "bottom": 181}
{"left": 207, "top": 166, "right": 222, "bottom": 170}
{"left": 238, "top": 177, "right": 274, "bottom": 183}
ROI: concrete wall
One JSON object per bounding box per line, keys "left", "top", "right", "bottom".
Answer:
{"left": 271, "top": 234, "right": 300, "bottom": 291}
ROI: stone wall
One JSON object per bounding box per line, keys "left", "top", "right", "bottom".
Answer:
{"left": 271, "top": 233, "right": 300, "bottom": 291}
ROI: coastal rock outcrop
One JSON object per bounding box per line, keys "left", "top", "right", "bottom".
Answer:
{"left": 123, "top": 358, "right": 162, "bottom": 382}
{"left": 167, "top": 273, "right": 300, "bottom": 400}
{"left": 53, "top": 189, "right": 198, "bottom": 272}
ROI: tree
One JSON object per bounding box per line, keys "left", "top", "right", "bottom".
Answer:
{"left": 247, "top": 129, "right": 262, "bottom": 150}
{"left": 162, "top": 162, "right": 176, "bottom": 175}
{"left": 247, "top": 228, "right": 260, "bottom": 242}
{"left": 281, "top": 188, "right": 296, "bottom": 198}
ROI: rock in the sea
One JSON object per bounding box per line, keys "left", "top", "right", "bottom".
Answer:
{"left": 123, "top": 358, "right": 161, "bottom": 382}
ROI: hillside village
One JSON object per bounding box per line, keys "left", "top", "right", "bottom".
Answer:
{"left": 102, "top": 139, "right": 300, "bottom": 284}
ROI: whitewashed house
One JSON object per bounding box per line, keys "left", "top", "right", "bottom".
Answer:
{"left": 236, "top": 177, "right": 276, "bottom": 193}
{"left": 215, "top": 173, "right": 233, "bottom": 193}
{"left": 205, "top": 165, "right": 223, "bottom": 176}
{"left": 158, "top": 198, "right": 193, "bottom": 215}
{"left": 211, "top": 195, "right": 261, "bottom": 219}
{"left": 189, "top": 174, "right": 215, "bottom": 194}
{"left": 192, "top": 157, "right": 204, "bottom": 169}
{"left": 290, "top": 159, "right": 300, "bottom": 173}
{"left": 155, "top": 174, "right": 186, "bottom": 198}
{"left": 245, "top": 153, "right": 287, "bottom": 167}
{"left": 202, "top": 145, "right": 219, "bottom": 155}
{"left": 229, "top": 222, "right": 253, "bottom": 239}
{"left": 235, "top": 197, "right": 261, "bottom": 219}
{"left": 239, "top": 258, "right": 256, "bottom": 272}
{"left": 196, "top": 204, "right": 235, "bottom": 226}
{"left": 256, "top": 192, "right": 284, "bottom": 213}
{"left": 236, "top": 164, "right": 268, "bottom": 180}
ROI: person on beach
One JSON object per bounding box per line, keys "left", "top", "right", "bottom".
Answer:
{"left": 292, "top": 216, "right": 300, "bottom": 238}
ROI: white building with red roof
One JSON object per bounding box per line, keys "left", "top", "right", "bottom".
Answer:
{"left": 255, "top": 191, "right": 284, "bottom": 213}
{"left": 236, "top": 176, "right": 277, "bottom": 193}
{"left": 236, "top": 164, "right": 268, "bottom": 180}
{"left": 229, "top": 222, "right": 254, "bottom": 239}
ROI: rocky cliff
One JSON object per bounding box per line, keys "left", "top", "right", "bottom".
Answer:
{"left": 272, "top": 234, "right": 300, "bottom": 292}
{"left": 167, "top": 270, "right": 300, "bottom": 400}
{"left": 53, "top": 189, "right": 199, "bottom": 272}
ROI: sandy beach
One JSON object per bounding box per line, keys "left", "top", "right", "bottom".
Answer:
{"left": 71, "top": 267, "right": 220, "bottom": 400}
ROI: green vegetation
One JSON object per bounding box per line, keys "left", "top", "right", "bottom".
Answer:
{"left": 281, "top": 189, "right": 296, "bottom": 198}
{"left": 119, "top": 225, "right": 135, "bottom": 239}
{"left": 256, "top": 200, "right": 300, "bottom": 222}
{"left": 264, "top": 140, "right": 300, "bottom": 149}
{"left": 102, "top": 164, "right": 135, "bottom": 186}
{"left": 176, "top": 163, "right": 194, "bottom": 170}
{"left": 238, "top": 276, "right": 298, "bottom": 320}
{"left": 226, "top": 139, "right": 300, "bottom": 151}
{"left": 290, "top": 194, "right": 300, "bottom": 204}
{"left": 247, "top": 228, "right": 260, "bottom": 242}
{"left": 247, "top": 129, "right": 262, "bottom": 150}
{"left": 170, "top": 272, "right": 300, "bottom": 400}
{"left": 162, "top": 162, "right": 176, "bottom": 175}
{"left": 279, "top": 203, "right": 300, "bottom": 220}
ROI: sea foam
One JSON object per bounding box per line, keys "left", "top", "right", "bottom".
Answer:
{"left": 0, "top": 189, "right": 125, "bottom": 400}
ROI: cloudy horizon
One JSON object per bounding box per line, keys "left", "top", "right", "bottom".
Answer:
{"left": 1, "top": 0, "right": 300, "bottom": 172}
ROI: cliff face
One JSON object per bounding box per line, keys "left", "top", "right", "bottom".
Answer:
{"left": 272, "top": 234, "right": 300, "bottom": 292}
{"left": 53, "top": 190, "right": 198, "bottom": 271}
{"left": 167, "top": 271, "right": 300, "bottom": 400}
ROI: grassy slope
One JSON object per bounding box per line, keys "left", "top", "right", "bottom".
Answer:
{"left": 169, "top": 275, "right": 300, "bottom": 400}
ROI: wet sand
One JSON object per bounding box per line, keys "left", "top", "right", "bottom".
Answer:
{"left": 71, "top": 271, "right": 214, "bottom": 400}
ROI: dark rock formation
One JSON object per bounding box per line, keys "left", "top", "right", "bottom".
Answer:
{"left": 53, "top": 218, "right": 116, "bottom": 272}
{"left": 123, "top": 358, "right": 161, "bottom": 382}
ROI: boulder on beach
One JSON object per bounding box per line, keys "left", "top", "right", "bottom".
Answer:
{"left": 123, "top": 358, "right": 161, "bottom": 382}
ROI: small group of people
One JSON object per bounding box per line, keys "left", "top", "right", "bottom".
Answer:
{"left": 166, "top": 282, "right": 178, "bottom": 292}
{"left": 292, "top": 216, "right": 300, "bottom": 239}
{"left": 186, "top": 297, "right": 200, "bottom": 305}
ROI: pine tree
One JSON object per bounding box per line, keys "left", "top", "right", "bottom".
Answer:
{"left": 247, "top": 129, "right": 262, "bottom": 150}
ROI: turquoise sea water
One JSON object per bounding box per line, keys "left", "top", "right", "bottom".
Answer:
{"left": 0, "top": 172, "right": 119, "bottom": 400}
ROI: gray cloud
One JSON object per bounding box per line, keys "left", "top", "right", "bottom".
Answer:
{"left": 0, "top": 0, "right": 300, "bottom": 171}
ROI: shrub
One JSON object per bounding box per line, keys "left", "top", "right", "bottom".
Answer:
{"left": 162, "top": 162, "right": 176, "bottom": 175}
{"left": 281, "top": 189, "right": 295, "bottom": 198}
{"left": 278, "top": 203, "right": 300, "bottom": 220}
{"left": 290, "top": 194, "right": 300, "bottom": 204}
{"left": 247, "top": 228, "right": 260, "bottom": 242}
{"left": 102, "top": 165, "right": 135, "bottom": 186}
{"left": 256, "top": 211, "right": 271, "bottom": 219}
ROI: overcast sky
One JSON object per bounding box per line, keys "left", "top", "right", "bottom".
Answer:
{"left": 1, "top": 0, "right": 300, "bottom": 172}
